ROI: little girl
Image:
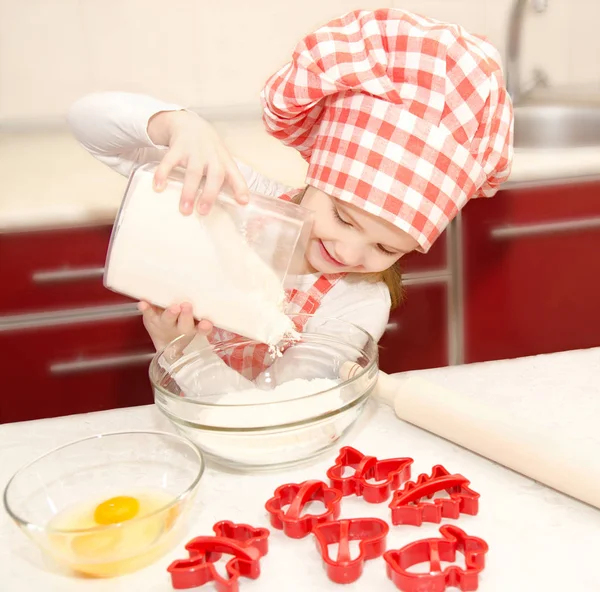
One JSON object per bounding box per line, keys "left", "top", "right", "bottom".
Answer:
{"left": 69, "top": 9, "right": 513, "bottom": 367}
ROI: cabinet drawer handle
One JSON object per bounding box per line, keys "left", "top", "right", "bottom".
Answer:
{"left": 402, "top": 270, "right": 451, "bottom": 286}
{"left": 49, "top": 351, "right": 155, "bottom": 375}
{"left": 32, "top": 266, "right": 105, "bottom": 284}
{"left": 0, "top": 303, "right": 140, "bottom": 332}
{"left": 490, "top": 216, "right": 600, "bottom": 240}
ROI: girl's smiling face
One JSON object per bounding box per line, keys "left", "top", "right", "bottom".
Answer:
{"left": 300, "top": 186, "right": 419, "bottom": 274}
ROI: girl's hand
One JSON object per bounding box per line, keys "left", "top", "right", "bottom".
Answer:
{"left": 138, "top": 301, "right": 214, "bottom": 351}
{"left": 147, "top": 110, "right": 249, "bottom": 216}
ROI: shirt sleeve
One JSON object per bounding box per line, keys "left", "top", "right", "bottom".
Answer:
{"left": 67, "top": 91, "right": 291, "bottom": 197}
{"left": 67, "top": 91, "right": 183, "bottom": 178}
{"left": 306, "top": 278, "right": 391, "bottom": 343}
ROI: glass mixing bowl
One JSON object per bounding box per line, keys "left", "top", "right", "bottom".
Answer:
{"left": 150, "top": 316, "right": 379, "bottom": 470}
{"left": 3, "top": 431, "right": 204, "bottom": 577}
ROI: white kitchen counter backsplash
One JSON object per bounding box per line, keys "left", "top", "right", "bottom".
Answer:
{"left": 1, "top": 0, "right": 600, "bottom": 122}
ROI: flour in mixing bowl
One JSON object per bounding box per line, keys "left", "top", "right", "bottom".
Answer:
{"left": 213, "top": 377, "right": 340, "bottom": 406}
{"left": 188, "top": 376, "right": 347, "bottom": 430}
{"left": 184, "top": 375, "right": 362, "bottom": 466}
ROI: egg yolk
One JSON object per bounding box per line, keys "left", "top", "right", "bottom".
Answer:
{"left": 94, "top": 496, "right": 140, "bottom": 525}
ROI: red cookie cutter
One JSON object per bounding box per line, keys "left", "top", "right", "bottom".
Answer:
{"left": 326, "top": 446, "right": 413, "bottom": 503}
{"left": 265, "top": 479, "right": 342, "bottom": 539}
{"left": 384, "top": 525, "right": 489, "bottom": 592}
{"left": 389, "top": 465, "right": 480, "bottom": 526}
{"left": 212, "top": 521, "right": 270, "bottom": 557}
{"left": 167, "top": 521, "right": 270, "bottom": 591}
{"left": 313, "top": 517, "right": 389, "bottom": 584}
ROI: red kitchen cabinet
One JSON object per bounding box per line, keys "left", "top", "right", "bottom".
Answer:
{"left": 0, "top": 222, "right": 158, "bottom": 423}
{"left": 0, "top": 313, "right": 155, "bottom": 423}
{"left": 378, "top": 230, "right": 452, "bottom": 374}
{"left": 378, "top": 282, "right": 449, "bottom": 373}
{"left": 0, "top": 225, "right": 132, "bottom": 316}
{"left": 400, "top": 231, "right": 446, "bottom": 273}
{"left": 462, "top": 179, "right": 600, "bottom": 363}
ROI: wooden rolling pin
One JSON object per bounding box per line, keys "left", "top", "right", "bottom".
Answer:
{"left": 370, "top": 370, "right": 600, "bottom": 509}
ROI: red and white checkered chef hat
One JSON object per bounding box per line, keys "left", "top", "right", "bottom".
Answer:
{"left": 261, "top": 9, "right": 514, "bottom": 252}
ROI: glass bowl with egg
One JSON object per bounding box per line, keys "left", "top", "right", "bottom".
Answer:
{"left": 150, "top": 316, "right": 379, "bottom": 471}
{"left": 3, "top": 431, "right": 203, "bottom": 577}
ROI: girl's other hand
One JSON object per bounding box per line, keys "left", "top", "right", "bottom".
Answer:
{"left": 137, "top": 300, "right": 214, "bottom": 351}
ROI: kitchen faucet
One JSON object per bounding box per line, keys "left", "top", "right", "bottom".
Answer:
{"left": 505, "top": 0, "right": 549, "bottom": 103}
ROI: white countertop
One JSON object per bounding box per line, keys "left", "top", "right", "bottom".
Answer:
{"left": 2, "top": 123, "right": 600, "bottom": 231}
{"left": 1, "top": 347, "right": 599, "bottom": 591}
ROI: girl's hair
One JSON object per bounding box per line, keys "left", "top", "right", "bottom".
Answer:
{"left": 371, "top": 264, "right": 404, "bottom": 310}
{"left": 293, "top": 187, "right": 404, "bottom": 310}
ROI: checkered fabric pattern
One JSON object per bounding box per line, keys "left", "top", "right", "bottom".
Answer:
{"left": 206, "top": 189, "right": 345, "bottom": 380}
{"left": 260, "top": 8, "right": 514, "bottom": 253}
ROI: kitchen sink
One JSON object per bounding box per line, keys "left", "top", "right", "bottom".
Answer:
{"left": 514, "top": 100, "right": 600, "bottom": 149}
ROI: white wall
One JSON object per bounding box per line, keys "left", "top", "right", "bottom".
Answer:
{"left": 1, "top": 0, "right": 599, "bottom": 122}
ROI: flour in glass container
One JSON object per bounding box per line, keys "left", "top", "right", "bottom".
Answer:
{"left": 104, "top": 164, "right": 299, "bottom": 345}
